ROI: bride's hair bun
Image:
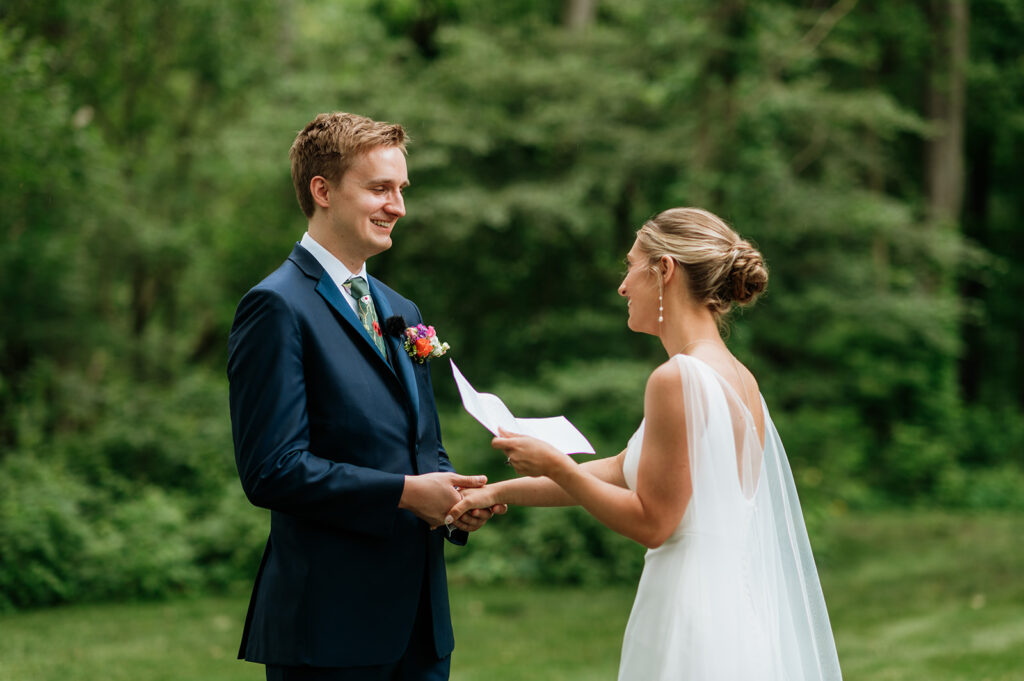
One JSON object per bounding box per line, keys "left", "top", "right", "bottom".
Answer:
{"left": 636, "top": 207, "right": 768, "bottom": 322}
{"left": 726, "top": 241, "right": 768, "bottom": 306}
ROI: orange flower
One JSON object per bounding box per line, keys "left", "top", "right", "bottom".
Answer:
{"left": 415, "top": 337, "right": 432, "bottom": 358}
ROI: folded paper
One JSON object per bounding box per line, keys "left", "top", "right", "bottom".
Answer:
{"left": 450, "top": 360, "right": 596, "bottom": 455}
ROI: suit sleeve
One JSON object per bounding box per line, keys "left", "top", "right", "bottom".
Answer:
{"left": 228, "top": 287, "right": 405, "bottom": 537}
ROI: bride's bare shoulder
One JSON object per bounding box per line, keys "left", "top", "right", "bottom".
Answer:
{"left": 641, "top": 360, "right": 690, "bottom": 440}
{"left": 651, "top": 354, "right": 701, "bottom": 382}
{"left": 644, "top": 357, "right": 689, "bottom": 402}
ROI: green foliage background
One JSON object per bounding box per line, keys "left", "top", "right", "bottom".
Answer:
{"left": 1, "top": 0, "right": 1022, "bottom": 609}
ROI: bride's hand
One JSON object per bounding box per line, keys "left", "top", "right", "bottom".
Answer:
{"left": 493, "top": 428, "right": 572, "bottom": 478}
{"left": 446, "top": 486, "right": 507, "bottom": 529}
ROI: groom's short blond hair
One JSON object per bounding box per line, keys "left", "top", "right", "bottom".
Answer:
{"left": 289, "top": 112, "right": 408, "bottom": 218}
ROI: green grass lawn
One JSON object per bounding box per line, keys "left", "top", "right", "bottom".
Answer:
{"left": 0, "top": 512, "right": 1021, "bottom": 681}
{"left": 821, "top": 513, "right": 1024, "bottom": 681}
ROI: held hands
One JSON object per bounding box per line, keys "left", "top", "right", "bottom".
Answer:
{"left": 434, "top": 430, "right": 573, "bottom": 529}
{"left": 446, "top": 430, "right": 574, "bottom": 526}
{"left": 445, "top": 488, "right": 508, "bottom": 533}
{"left": 400, "top": 472, "right": 487, "bottom": 529}
{"left": 399, "top": 472, "right": 507, "bottom": 532}
{"left": 446, "top": 486, "right": 507, "bottom": 531}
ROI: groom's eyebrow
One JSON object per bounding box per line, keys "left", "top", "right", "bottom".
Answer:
{"left": 365, "top": 176, "right": 410, "bottom": 188}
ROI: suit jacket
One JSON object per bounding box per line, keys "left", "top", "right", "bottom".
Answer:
{"left": 227, "top": 243, "right": 465, "bottom": 667}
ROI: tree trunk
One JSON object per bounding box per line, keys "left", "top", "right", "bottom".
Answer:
{"left": 563, "top": 0, "right": 597, "bottom": 30}
{"left": 925, "top": 0, "right": 969, "bottom": 225}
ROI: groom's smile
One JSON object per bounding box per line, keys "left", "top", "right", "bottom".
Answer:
{"left": 369, "top": 217, "right": 396, "bottom": 237}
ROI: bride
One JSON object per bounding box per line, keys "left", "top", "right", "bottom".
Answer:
{"left": 448, "top": 207, "right": 843, "bottom": 680}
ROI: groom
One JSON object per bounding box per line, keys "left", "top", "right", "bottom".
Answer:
{"left": 228, "top": 112, "right": 500, "bottom": 680}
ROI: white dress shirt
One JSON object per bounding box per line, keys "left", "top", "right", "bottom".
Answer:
{"left": 300, "top": 232, "right": 368, "bottom": 313}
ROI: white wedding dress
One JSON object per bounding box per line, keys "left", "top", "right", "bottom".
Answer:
{"left": 618, "top": 354, "right": 842, "bottom": 680}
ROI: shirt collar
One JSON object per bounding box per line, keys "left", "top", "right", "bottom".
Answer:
{"left": 300, "top": 232, "right": 368, "bottom": 296}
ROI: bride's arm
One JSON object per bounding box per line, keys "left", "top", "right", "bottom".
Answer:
{"left": 496, "top": 362, "right": 690, "bottom": 548}
{"left": 493, "top": 453, "right": 626, "bottom": 506}
{"left": 447, "top": 451, "right": 626, "bottom": 519}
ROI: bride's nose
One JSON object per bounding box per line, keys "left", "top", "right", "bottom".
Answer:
{"left": 618, "top": 280, "right": 627, "bottom": 297}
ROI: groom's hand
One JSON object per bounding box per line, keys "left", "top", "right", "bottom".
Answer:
{"left": 399, "top": 472, "right": 486, "bottom": 529}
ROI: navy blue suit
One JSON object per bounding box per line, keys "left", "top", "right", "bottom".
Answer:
{"left": 228, "top": 243, "right": 465, "bottom": 669}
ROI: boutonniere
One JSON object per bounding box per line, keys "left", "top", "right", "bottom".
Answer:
{"left": 383, "top": 316, "right": 451, "bottom": 364}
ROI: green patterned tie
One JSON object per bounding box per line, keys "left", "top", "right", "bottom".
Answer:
{"left": 344, "top": 276, "right": 387, "bottom": 360}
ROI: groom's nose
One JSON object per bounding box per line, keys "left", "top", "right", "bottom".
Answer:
{"left": 385, "top": 191, "right": 406, "bottom": 217}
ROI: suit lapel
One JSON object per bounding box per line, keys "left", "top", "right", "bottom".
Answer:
{"left": 370, "top": 278, "right": 421, "bottom": 427}
{"left": 314, "top": 274, "right": 393, "bottom": 372}
{"left": 289, "top": 243, "right": 420, "bottom": 429}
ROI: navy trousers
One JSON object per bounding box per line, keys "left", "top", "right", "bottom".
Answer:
{"left": 265, "top": 568, "right": 451, "bottom": 681}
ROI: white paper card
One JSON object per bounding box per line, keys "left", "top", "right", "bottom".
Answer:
{"left": 450, "top": 360, "right": 596, "bottom": 455}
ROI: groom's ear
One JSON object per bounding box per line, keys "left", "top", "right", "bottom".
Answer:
{"left": 310, "top": 175, "right": 332, "bottom": 209}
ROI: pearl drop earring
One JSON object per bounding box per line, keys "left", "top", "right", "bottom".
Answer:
{"left": 658, "top": 281, "right": 664, "bottom": 323}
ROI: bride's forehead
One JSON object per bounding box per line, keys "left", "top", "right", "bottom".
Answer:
{"left": 626, "top": 240, "right": 644, "bottom": 261}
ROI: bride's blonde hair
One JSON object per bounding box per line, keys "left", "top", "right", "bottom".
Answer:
{"left": 636, "top": 207, "right": 768, "bottom": 323}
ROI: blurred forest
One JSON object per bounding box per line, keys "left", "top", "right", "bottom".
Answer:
{"left": 1, "top": 0, "right": 1022, "bottom": 611}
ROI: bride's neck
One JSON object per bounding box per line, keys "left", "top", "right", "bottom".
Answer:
{"left": 658, "top": 306, "right": 723, "bottom": 357}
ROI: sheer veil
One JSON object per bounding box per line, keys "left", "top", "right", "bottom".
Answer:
{"left": 754, "top": 397, "right": 842, "bottom": 680}
{"left": 618, "top": 354, "right": 842, "bottom": 680}
{"left": 684, "top": 353, "right": 841, "bottom": 680}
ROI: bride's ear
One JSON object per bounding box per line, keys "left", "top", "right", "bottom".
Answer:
{"left": 660, "top": 255, "right": 676, "bottom": 283}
